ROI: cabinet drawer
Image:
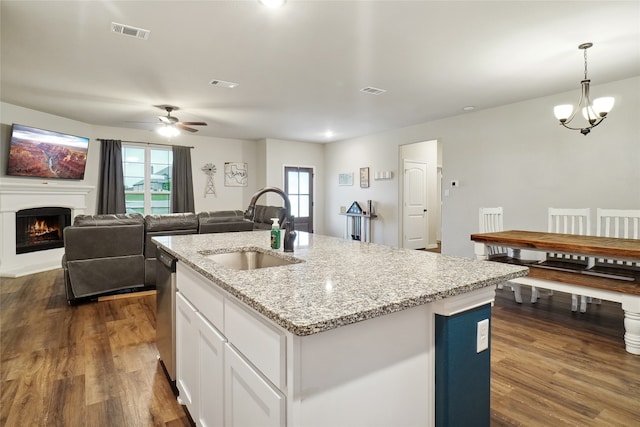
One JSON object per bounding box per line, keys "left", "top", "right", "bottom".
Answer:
{"left": 225, "top": 298, "right": 286, "bottom": 390}
{"left": 177, "top": 262, "right": 224, "bottom": 331}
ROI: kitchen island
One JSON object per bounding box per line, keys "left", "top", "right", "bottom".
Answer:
{"left": 154, "top": 231, "right": 527, "bottom": 427}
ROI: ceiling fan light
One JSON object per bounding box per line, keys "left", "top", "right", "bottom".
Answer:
{"left": 158, "top": 125, "right": 179, "bottom": 137}
{"left": 592, "top": 97, "right": 615, "bottom": 116}
{"left": 554, "top": 104, "right": 573, "bottom": 121}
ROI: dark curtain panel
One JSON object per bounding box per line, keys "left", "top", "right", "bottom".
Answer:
{"left": 171, "top": 145, "right": 195, "bottom": 213}
{"left": 97, "top": 139, "right": 126, "bottom": 214}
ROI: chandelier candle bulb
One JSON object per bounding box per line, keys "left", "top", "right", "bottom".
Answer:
{"left": 593, "top": 97, "right": 615, "bottom": 116}
{"left": 554, "top": 105, "right": 573, "bottom": 122}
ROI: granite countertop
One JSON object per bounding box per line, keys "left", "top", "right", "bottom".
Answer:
{"left": 154, "top": 231, "right": 528, "bottom": 336}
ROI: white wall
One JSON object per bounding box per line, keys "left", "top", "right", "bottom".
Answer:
{"left": 324, "top": 76, "right": 640, "bottom": 257}
{"left": 324, "top": 134, "right": 402, "bottom": 245}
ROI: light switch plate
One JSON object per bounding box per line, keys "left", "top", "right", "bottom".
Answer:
{"left": 477, "top": 318, "right": 489, "bottom": 353}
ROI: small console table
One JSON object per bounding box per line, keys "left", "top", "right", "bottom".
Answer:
{"left": 341, "top": 213, "right": 377, "bottom": 243}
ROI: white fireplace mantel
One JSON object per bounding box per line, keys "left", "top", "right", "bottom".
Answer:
{"left": 0, "top": 181, "right": 95, "bottom": 277}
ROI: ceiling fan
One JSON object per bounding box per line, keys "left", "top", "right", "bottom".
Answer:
{"left": 157, "top": 105, "right": 207, "bottom": 133}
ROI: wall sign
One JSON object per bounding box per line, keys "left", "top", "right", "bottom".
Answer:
{"left": 224, "top": 162, "right": 248, "bottom": 187}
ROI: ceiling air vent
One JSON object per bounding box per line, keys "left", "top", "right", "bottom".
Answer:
{"left": 111, "top": 22, "right": 150, "bottom": 40}
{"left": 360, "top": 86, "right": 387, "bottom": 95}
{"left": 209, "top": 79, "right": 239, "bottom": 89}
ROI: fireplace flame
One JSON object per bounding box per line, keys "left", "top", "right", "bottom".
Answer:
{"left": 28, "top": 219, "right": 61, "bottom": 238}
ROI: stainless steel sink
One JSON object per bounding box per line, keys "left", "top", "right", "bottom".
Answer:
{"left": 205, "top": 250, "right": 300, "bottom": 270}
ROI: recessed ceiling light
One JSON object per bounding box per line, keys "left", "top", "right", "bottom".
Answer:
{"left": 462, "top": 106, "right": 476, "bottom": 111}
{"left": 325, "top": 131, "right": 334, "bottom": 138}
{"left": 259, "top": 0, "right": 286, "bottom": 8}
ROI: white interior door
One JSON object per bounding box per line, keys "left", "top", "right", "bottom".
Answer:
{"left": 403, "top": 160, "right": 428, "bottom": 249}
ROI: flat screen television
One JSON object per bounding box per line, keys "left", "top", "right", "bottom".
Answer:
{"left": 6, "top": 123, "right": 89, "bottom": 180}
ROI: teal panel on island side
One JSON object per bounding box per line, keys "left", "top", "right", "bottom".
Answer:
{"left": 435, "top": 304, "right": 492, "bottom": 427}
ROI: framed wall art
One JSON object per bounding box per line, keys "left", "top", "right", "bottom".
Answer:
{"left": 360, "top": 167, "right": 370, "bottom": 188}
{"left": 338, "top": 173, "right": 354, "bottom": 186}
{"left": 224, "top": 162, "right": 248, "bottom": 187}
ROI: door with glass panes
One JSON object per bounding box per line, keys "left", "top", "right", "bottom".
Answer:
{"left": 284, "top": 167, "right": 313, "bottom": 233}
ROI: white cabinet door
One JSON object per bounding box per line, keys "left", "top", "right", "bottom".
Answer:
{"left": 196, "top": 311, "right": 225, "bottom": 427}
{"left": 176, "top": 291, "right": 198, "bottom": 412}
{"left": 224, "top": 344, "right": 285, "bottom": 427}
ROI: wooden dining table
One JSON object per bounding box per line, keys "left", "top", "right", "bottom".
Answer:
{"left": 470, "top": 230, "right": 640, "bottom": 355}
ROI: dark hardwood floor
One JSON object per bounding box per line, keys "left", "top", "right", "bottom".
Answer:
{"left": 491, "top": 287, "right": 640, "bottom": 426}
{"left": 1, "top": 269, "right": 639, "bottom": 426}
{"left": 0, "top": 269, "right": 190, "bottom": 427}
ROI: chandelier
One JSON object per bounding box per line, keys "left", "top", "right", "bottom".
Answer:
{"left": 553, "top": 43, "right": 614, "bottom": 136}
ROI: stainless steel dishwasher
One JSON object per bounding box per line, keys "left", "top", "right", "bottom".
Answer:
{"left": 156, "top": 247, "right": 177, "bottom": 388}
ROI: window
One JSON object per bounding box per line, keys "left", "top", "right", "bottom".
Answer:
{"left": 122, "top": 145, "right": 173, "bottom": 215}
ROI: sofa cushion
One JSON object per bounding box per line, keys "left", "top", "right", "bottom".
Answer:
{"left": 197, "top": 210, "right": 254, "bottom": 234}
{"left": 145, "top": 213, "right": 198, "bottom": 232}
{"left": 64, "top": 224, "right": 145, "bottom": 260}
{"left": 73, "top": 213, "right": 144, "bottom": 226}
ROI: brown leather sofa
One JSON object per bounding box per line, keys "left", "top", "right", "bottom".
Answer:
{"left": 61, "top": 206, "right": 283, "bottom": 304}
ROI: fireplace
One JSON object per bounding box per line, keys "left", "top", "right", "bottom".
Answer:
{"left": 15, "top": 207, "right": 71, "bottom": 254}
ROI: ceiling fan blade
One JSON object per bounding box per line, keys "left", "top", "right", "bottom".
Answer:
{"left": 158, "top": 116, "right": 172, "bottom": 124}
{"left": 177, "top": 124, "right": 198, "bottom": 133}
{"left": 180, "top": 121, "right": 208, "bottom": 126}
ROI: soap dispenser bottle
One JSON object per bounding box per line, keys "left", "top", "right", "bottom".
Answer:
{"left": 270, "top": 218, "right": 281, "bottom": 249}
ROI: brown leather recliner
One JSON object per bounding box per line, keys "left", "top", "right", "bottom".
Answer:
{"left": 62, "top": 213, "right": 146, "bottom": 304}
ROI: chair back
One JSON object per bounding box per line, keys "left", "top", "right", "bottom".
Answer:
{"left": 595, "top": 208, "right": 640, "bottom": 269}
{"left": 479, "top": 207, "right": 507, "bottom": 257}
{"left": 547, "top": 208, "right": 591, "bottom": 265}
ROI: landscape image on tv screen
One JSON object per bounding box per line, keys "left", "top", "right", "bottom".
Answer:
{"left": 6, "top": 124, "right": 89, "bottom": 180}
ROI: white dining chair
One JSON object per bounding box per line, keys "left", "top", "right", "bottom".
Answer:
{"left": 537, "top": 208, "right": 591, "bottom": 311}
{"left": 479, "top": 207, "right": 523, "bottom": 303}
{"left": 594, "top": 208, "right": 640, "bottom": 270}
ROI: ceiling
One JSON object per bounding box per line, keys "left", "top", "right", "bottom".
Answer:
{"left": 1, "top": 1, "right": 639, "bottom": 143}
